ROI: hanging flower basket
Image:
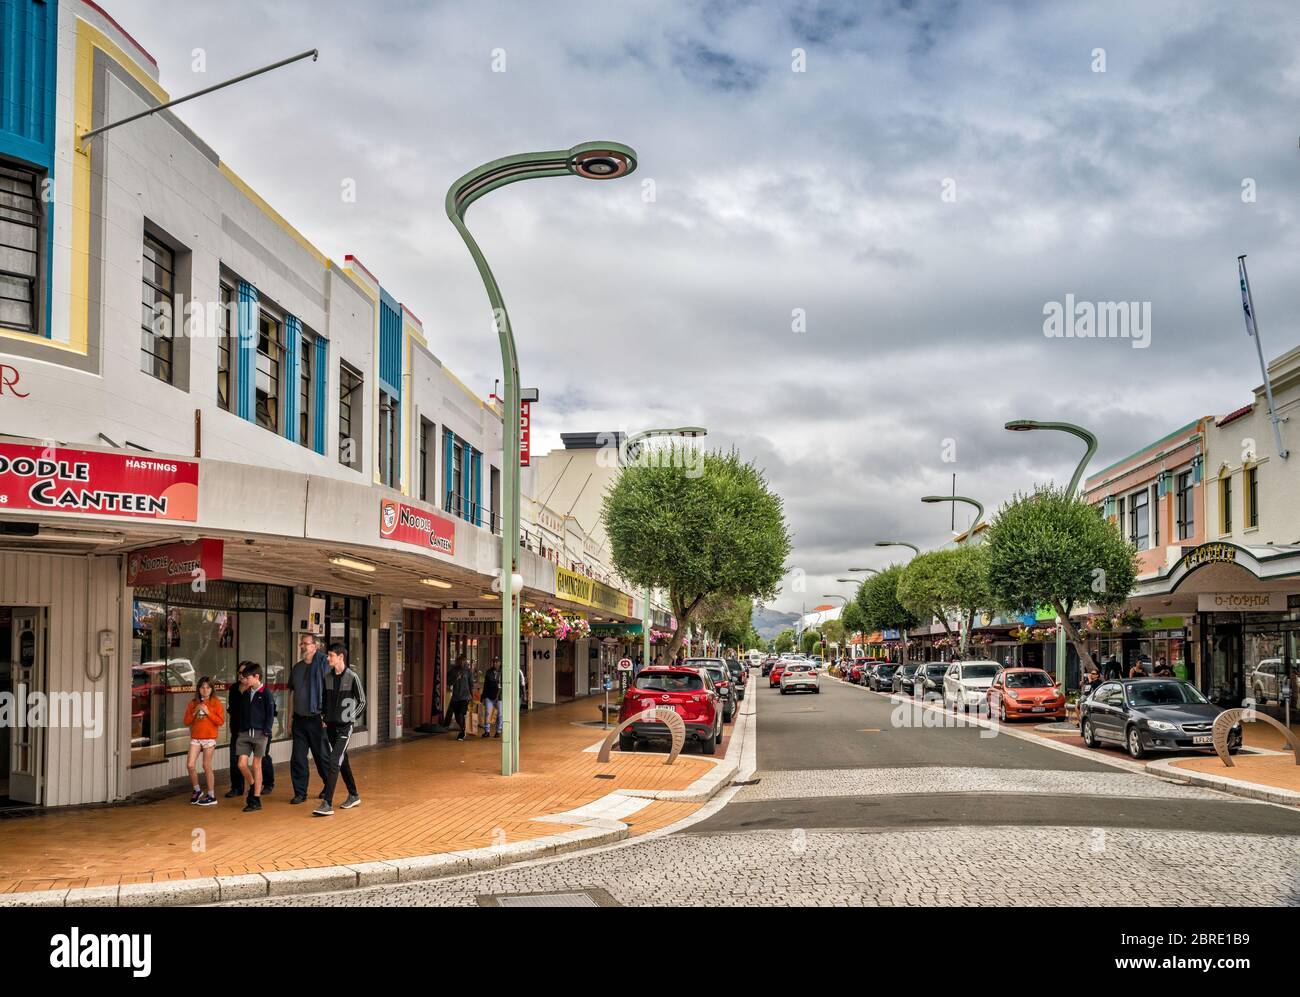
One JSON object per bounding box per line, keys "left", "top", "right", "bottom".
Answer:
{"left": 521, "top": 607, "right": 591, "bottom": 640}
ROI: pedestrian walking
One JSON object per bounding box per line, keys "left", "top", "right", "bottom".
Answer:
{"left": 447, "top": 655, "right": 473, "bottom": 741}
{"left": 520, "top": 663, "right": 528, "bottom": 712}
{"left": 288, "top": 632, "right": 331, "bottom": 805}
{"left": 313, "top": 643, "right": 366, "bottom": 817}
{"left": 1103, "top": 654, "right": 1122, "bottom": 681}
{"left": 184, "top": 677, "right": 224, "bottom": 806}
{"left": 225, "top": 663, "right": 274, "bottom": 798}
{"left": 481, "top": 657, "right": 503, "bottom": 738}
{"left": 235, "top": 663, "right": 276, "bottom": 813}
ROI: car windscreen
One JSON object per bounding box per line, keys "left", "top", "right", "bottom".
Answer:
{"left": 1126, "top": 681, "right": 1207, "bottom": 707}
{"left": 961, "top": 664, "right": 999, "bottom": 680}
{"left": 1005, "top": 671, "right": 1053, "bottom": 688}
{"left": 877, "top": 665, "right": 896, "bottom": 674}
{"left": 925, "top": 665, "right": 947, "bottom": 676}
{"left": 785, "top": 664, "right": 811, "bottom": 672}
{"left": 634, "top": 672, "right": 704, "bottom": 692}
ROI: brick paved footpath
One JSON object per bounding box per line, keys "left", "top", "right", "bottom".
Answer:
{"left": 0, "top": 698, "right": 715, "bottom": 894}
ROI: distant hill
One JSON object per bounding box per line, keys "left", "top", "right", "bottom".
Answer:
{"left": 753, "top": 605, "right": 800, "bottom": 639}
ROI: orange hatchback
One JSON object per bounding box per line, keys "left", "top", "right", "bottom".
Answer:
{"left": 987, "top": 668, "right": 1066, "bottom": 722}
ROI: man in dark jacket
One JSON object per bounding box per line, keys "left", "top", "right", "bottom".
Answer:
{"left": 235, "top": 663, "right": 276, "bottom": 812}
{"left": 226, "top": 662, "right": 274, "bottom": 798}
{"left": 288, "top": 633, "right": 331, "bottom": 805}
{"left": 313, "top": 643, "right": 366, "bottom": 817}
{"left": 481, "top": 658, "right": 503, "bottom": 738}
{"left": 447, "top": 656, "right": 473, "bottom": 741}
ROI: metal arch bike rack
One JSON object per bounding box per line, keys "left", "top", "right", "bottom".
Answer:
{"left": 1212, "top": 708, "right": 1299, "bottom": 768}
{"left": 597, "top": 707, "right": 686, "bottom": 766}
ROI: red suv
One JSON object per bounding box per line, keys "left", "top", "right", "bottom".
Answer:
{"left": 618, "top": 666, "right": 723, "bottom": 755}
{"left": 769, "top": 662, "right": 788, "bottom": 687}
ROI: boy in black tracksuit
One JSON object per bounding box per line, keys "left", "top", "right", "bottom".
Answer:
{"left": 235, "top": 664, "right": 277, "bottom": 812}
{"left": 226, "top": 663, "right": 275, "bottom": 798}
{"left": 313, "top": 643, "right": 367, "bottom": 817}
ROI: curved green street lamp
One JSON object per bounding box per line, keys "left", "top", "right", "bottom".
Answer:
{"left": 921, "top": 494, "right": 985, "bottom": 544}
{"left": 1004, "top": 419, "right": 1098, "bottom": 496}
{"left": 846, "top": 567, "right": 880, "bottom": 575}
{"left": 874, "top": 541, "right": 920, "bottom": 557}
{"left": 447, "top": 142, "right": 638, "bottom": 776}
{"left": 620, "top": 426, "right": 707, "bottom": 669}
{"left": 1004, "top": 419, "right": 1098, "bottom": 689}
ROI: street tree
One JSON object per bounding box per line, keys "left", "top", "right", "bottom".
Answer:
{"left": 985, "top": 485, "right": 1137, "bottom": 672}
{"left": 603, "top": 448, "right": 791, "bottom": 664}
{"left": 774, "top": 628, "right": 795, "bottom": 653}
{"left": 800, "top": 627, "right": 822, "bottom": 656}
{"left": 897, "top": 545, "right": 996, "bottom": 657}
{"left": 855, "top": 564, "right": 918, "bottom": 635}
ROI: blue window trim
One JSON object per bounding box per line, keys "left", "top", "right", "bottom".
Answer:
{"left": 471, "top": 450, "right": 482, "bottom": 526}
{"left": 313, "top": 338, "right": 327, "bottom": 456}
{"left": 283, "top": 315, "right": 301, "bottom": 443}
{"left": 236, "top": 281, "right": 258, "bottom": 422}
{"left": 460, "top": 441, "right": 472, "bottom": 522}
{"left": 443, "top": 428, "right": 454, "bottom": 513}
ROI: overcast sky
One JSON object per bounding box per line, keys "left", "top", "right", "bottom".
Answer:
{"left": 115, "top": 0, "right": 1300, "bottom": 613}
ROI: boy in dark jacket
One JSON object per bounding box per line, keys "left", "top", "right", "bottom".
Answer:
{"left": 226, "top": 662, "right": 275, "bottom": 798}
{"left": 313, "top": 643, "right": 367, "bottom": 817}
{"left": 235, "top": 663, "right": 276, "bottom": 812}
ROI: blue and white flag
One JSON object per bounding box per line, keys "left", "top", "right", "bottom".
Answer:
{"left": 1239, "top": 257, "right": 1257, "bottom": 337}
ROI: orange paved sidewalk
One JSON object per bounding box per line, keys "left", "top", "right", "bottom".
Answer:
{"left": 0, "top": 697, "right": 710, "bottom": 894}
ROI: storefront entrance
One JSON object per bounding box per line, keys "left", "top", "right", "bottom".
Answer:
{"left": 1, "top": 607, "right": 44, "bottom": 804}
{"left": 556, "top": 639, "right": 575, "bottom": 699}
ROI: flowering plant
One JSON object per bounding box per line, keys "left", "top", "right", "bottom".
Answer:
{"left": 521, "top": 607, "right": 591, "bottom": 640}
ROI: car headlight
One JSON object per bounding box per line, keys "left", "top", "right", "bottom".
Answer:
{"left": 1006, "top": 690, "right": 1020, "bottom": 699}
{"left": 1147, "top": 720, "right": 1177, "bottom": 732}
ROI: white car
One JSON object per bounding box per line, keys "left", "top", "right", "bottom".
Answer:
{"left": 780, "top": 662, "right": 820, "bottom": 695}
{"left": 942, "top": 660, "right": 1001, "bottom": 712}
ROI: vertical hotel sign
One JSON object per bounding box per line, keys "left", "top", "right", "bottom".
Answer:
{"left": 0, "top": 443, "right": 198, "bottom": 520}
{"left": 520, "top": 401, "right": 532, "bottom": 467}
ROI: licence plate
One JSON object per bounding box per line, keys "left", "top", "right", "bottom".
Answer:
{"left": 1193, "top": 735, "right": 1212, "bottom": 744}
{"left": 1031, "top": 707, "right": 1046, "bottom": 713}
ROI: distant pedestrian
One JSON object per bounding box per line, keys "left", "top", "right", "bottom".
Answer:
{"left": 447, "top": 656, "right": 473, "bottom": 741}
{"left": 1153, "top": 659, "right": 1173, "bottom": 677}
{"left": 235, "top": 663, "right": 276, "bottom": 813}
{"left": 288, "top": 633, "right": 331, "bottom": 805}
{"left": 184, "top": 677, "right": 224, "bottom": 806}
{"left": 481, "top": 657, "right": 503, "bottom": 738}
{"left": 1103, "top": 654, "right": 1122, "bottom": 681}
{"left": 1128, "top": 659, "right": 1146, "bottom": 678}
{"left": 520, "top": 664, "right": 528, "bottom": 711}
{"left": 226, "top": 663, "right": 274, "bottom": 798}
{"left": 313, "top": 643, "right": 366, "bottom": 817}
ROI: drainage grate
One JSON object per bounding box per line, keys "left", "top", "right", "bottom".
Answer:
{"left": 479, "top": 887, "right": 621, "bottom": 907}
{"left": 594, "top": 773, "right": 616, "bottom": 780}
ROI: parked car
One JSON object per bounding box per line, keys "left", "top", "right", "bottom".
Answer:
{"left": 892, "top": 662, "right": 920, "bottom": 696}
{"left": 915, "top": 662, "right": 948, "bottom": 700}
{"left": 780, "top": 662, "right": 820, "bottom": 694}
{"left": 684, "top": 659, "right": 737, "bottom": 722}
{"left": 1250, "top": 658, "right": 1288, "bottom": 704}
{"left": 987, "top": 667, "right": 1066, "bottom": 722}
{"left": 761, "top": 657, "right": 778, "bottom": 676}
{"left": 618, "top": 666, "right": 722, "bottom": 755}
{"left": 769, "top": 661, "right": 788, "bottom": 688}
{"left": 1079, "top": 678, "right": 1243, "bottom": 760}
{"left": 942, "top": 660, "right": 1001, "bottom": 712}
{"left": 847, "top": 661, "right": 866, "bottom": 684}
{"left": 870, "top": 662, "right": 898, "bottom": 692}
{"left": 726, "top": 658, "right": 747, "bottom": 700}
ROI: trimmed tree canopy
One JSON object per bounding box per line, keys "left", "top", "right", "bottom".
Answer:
{"left": 855, "top": 563, "right": 918, "bottom": 634}
{"left": 603, "top": 447, "right": 791, "bottom": 663}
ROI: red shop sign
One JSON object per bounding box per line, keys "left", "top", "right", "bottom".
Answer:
{"left": 520, "top": 400, "right": 531, "bottom": 467}
{"left": 380, "top": 498, "right": 455, "bottom": 556}
{"left": 0, "top": 443, "right": 198, "bottom": 521}
{"left": 127, "top": 539, "right": 224, "bottom": 586}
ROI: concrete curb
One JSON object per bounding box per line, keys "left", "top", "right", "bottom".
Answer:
{"left": 1, "top": 692, "right": 752, "bottom": 908}
{"left": 1145, "top": 758, "right": 1300, "bottom": 807}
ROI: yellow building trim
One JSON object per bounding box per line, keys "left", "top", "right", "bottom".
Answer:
{"left": 0, "top": 328, "right": 88, "bottom": 354}
{"left": 218, "top": 162, "right": 328, "bottom": 269}
{"left": 443, "top": 365, "right": 490, "bottom": 412}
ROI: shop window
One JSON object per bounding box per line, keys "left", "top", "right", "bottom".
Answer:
{"left": 217, "top": 282, "right": 234, "bottom": 411}
{"left": 1175, "top": 470, "right": 1194, "bottom": 540}
{"left": 1128, "top": 487, "right": 1149, "bottom": 549}
{"left": 420, "top": 417, "right": 435, "bottom": 502}
{"left": 1219, "top": 472, "right": 1232, "bottom": 535}
{"left": 0, "top": 162, "right": 42, "bottom": 334}
{"left": 256, "top": 309, "right": 284, "bottom": 431}
{"left": 379, "top": 390, "right": 399, "bottom": 487}
{"left": 1245, "top": 465, "right": 1258, "bottom": 528}
{"left": 338, "top": 360, "right": 363, "bottom": 470}
{"left": 323, "top": 593, "right": 369, "bottom": 730}
{"left": 1151, "top": 483, "right": 1159, "bottom": 547}
{"left": 140, "top": 232, "right": 176, "bottom": 383}
{"left": 446, "top": 434, "right": 464, "bottom": 516}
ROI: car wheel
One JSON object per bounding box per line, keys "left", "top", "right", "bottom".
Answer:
{"left": 780, "top": 687, "right": 787, "bottom": 695}
{"left": 701, "top": 733, "right": 716, "bottom": 755}
{"left": 814, "top": 687, "right": 820, "bottom": 694}
{"left": 1126, "top": 725, "right": 1145, "bottom": 759}
{"left": 998, "top": 701, "right": 1007, "bottom": 724}
{"left": 715, "top": 723, "right": 723, "bottom": 745}
{"left": 1082, "top": 718, "right": 1100, "bottom": 748}
{"left": 619, "top": 732, "right": 636, "bottom": 752}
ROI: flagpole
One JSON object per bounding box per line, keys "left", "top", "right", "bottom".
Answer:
{"left": 1238, "top": 255, "right": 1289, "bottom": 459}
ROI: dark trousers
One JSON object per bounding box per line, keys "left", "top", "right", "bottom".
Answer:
{"left": 449, "top": 698, "right": 469, "bottom": 735}
{"left": 321, "top": 723, "right": 357, "bottom": 805}
{"left": 290, "top": 714, "right": 331, "bottom": 796}
{"left": 229, "top": 741, "right": 274, "bottom": 794}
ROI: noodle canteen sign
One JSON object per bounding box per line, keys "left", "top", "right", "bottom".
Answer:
{"left": 0, "top": 443, "right": 199, "bottom": 521}
{"left": 380, "top": 498, "right": 456, "bottom": 555}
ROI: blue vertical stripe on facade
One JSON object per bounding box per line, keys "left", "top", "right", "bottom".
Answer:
{"left": 236, "top": 281, "right": 258, "bottom": 422}
{"left": 313, "top": 336, "right": 328, "bottom": 455}
{"left": 471, "top": 450, "right": 482, "bottom": 526}
{"left": 460, "top": 441, "right": 472, "bottom": 521}
{"left": 443, "top": 428, "right": 454, "bottom": 512}
{"left": 378, "top": 291, "right": 402, "bottom": 396}
{"left": 2, "top": 0, "right": 59, "bottom": 338}
{"left": 283, "top": 315, "right": 301, "bottom": 444}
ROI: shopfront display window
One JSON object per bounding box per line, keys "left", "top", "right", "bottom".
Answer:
{"left": 131, "top": 581, "right": 292, "bottom": 767}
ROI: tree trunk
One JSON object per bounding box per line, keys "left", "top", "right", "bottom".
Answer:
{"left": 658, "top": 594, "right": 704, "bottom": 665}
{"left": 960, "top": 608, "right": 976, "bottom": 657}
{"left": 1052, "top": 598, "right": 1095, "bottom": 673}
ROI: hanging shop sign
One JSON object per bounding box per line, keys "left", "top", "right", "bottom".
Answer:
{"left": 127, "top": 538, "right": 224, "bottom": 587}
{"left": 380, "top": 498, "right": 456, "bottom": 556}
{"left": 555, "top": 565, "right": 634, "bottom": 616}
{"left": 1197, "top": 592, "right": 1285, "bottom": 613}
{"left": 0, "top": 442, "right": 198, "bottom": 521}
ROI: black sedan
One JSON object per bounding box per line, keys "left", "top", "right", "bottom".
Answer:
{"left": 869, "top": 663, "right": 898, "bottom": 692}
{"left": 892, "top": 662, "right": 920, "bottom": 695}
{"left": 1079, "top": 678, "right": 1243, "bottom": 760}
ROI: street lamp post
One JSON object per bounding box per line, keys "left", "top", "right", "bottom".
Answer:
{"left": 620, "top": 427, "right": 707, "bottom": 671}
{"left": 921, "top": 494, "right": 985, "bottom": 543}
{"left": 871, "top": 542, "right": 920, "bottom": 665}
{"left": 822, "top": 594, "right": 848, "bottom": 664}
{"left": 447, "top": 142, "right": 638, "bottom": 776}
{"left": 1004, "top": 419, "right": 1099, "bottom": 692}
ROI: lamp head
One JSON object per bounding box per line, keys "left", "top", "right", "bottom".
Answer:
{"left": 921, "top": 496, "right": 945, "bottom": 504}
{"left": 675, "top": 426, "right": 707, "bottom": 438}
{"left": 1004, "top": 420, "right": 1038, "bottom": 432}
{"left": 567, "top": 142, "right": 637, "bottom": 180}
